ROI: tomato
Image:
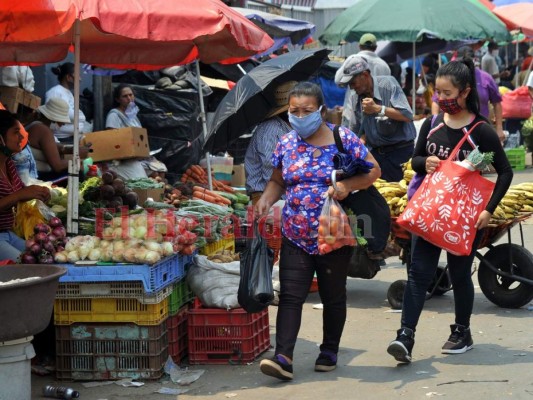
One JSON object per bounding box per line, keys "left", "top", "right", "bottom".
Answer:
{"left": 325, "top": 235, "right": 336, "bottom": 245}
{"left": 318, "top": 243, "right": 333, "bottom": 254}
{"left": 318, "top": 225, "right": 326, "bottom": 237}
{"left": 330, "top": 204, "right": 341, "bottom": 217}
{"left": 329, "top": 217, "right": 339, "bottom": 236}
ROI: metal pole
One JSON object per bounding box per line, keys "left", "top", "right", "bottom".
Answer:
{"left": 195, "top": 60, "right": 213, "bottom": 191}
{"left": 412, "top": 42, "right": 416, "bottom": 114}
{"left": 67, "top": 19, "right": 81, "bottom": 235}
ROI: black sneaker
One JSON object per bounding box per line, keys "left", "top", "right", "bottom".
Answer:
{"left": 387, "top": 327, "right": 415, "bottom": 363}
{"left": 260, "top": 354, "right": 293, "bottom": 381}
{"left": 441, "top": 324, "right": 473, "bottom": 354}
{"left": 314, "top": 351, "right": 337, "bottom": 372}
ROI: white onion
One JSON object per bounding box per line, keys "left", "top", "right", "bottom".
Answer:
{"left": 161, "top": 242, "right": 174, "bottom": 257}
{"left": 88, "top": 248, "right": 101, "bottom": 261}
{"left": 67, "top": 250, "right": 80, "bottom": 263}
{"left": 54, "top": 251, "right": 68, "bottom": 263}
{"left": 123, "top": 248, "right": 138, "bottom": 263}
{"left": 144, "top": 250, "right": 161, "bottom": 264}
{"left": 144, "top": 241, "right": 161, "bottom": 253}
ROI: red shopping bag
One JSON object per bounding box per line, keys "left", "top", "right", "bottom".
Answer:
{"left": 501, "top": 86, "right": 532, "bottom": 119}
{"left": 397, "top": 122, "right": 495, "bottom": 256}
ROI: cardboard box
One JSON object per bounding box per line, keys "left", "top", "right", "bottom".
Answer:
{"left": 81, "top": 127, "right": 150, "bottom": 162}
{"left": 231, "top": 164, "right": 245, "bottom": 187}
{"left": 326, "top": 108, "right": 343, "bottom": 125}
{"left": 132, "top": 187, "right": 165, "bottom": 205}
{"left": 0, "top": 86, "right": 41, "bottom": 113}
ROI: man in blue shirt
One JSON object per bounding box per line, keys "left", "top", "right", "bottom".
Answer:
{"left": 337, "top": 56, "right": 416, "bottom": 182}
{"left": 244, "top": 81, "right": 294, "bottom": 204}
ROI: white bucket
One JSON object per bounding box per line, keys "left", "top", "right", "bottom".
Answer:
{"left": 0, "top": 336, "right": 35, "bottom": 400}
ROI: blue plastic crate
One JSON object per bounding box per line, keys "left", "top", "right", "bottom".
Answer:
{"left": 58, "top": 253, "right": 193, "bottom": 293}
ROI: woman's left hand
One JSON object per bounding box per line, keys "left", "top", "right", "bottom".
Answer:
{"left": 327, "top": 180, "right": 350, "bottom": 201}
{"left": 475, "top": 210, "right": 492, "bottom": 230}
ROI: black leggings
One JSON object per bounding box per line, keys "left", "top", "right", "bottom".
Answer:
{"left": 401, "top": 231, "right": 484, "bottom": 331}
{"left": 275, "top": 237, "right": 351, "bottom": 360}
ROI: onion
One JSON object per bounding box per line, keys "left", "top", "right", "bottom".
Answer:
{"left": 112, "top": 249, "right": 125, "bottom": 262}
{"left": 47, "top": 234, "right": 58, "bottom": 244}
{"left": 29, "top": 243, "right": 42, "bottom": 256}
{"left": 161, "top": 242, "right": 174, "bottom": 257}
{"left": 102, "top": 227, "right": 114, "bottom": 240}
{"left": 39, "top": 253, "right": 54, "bottom": 264}
{"left": 67, "top": 250, "right": 80, "bottom": 263}
{"left": 56, "top": 245, "right": 65, "bottom": 253}
{"left": 43, "top": 241, "right": 56, "bottom": 255}
{"left": 34, "top": 223, "right": 51, "bottom": 234}
{"left": 144, "top": 241, "right": 161, "bottom": 253}
{"left": 25, "top": 238, "right": 36, "bottom": 250}
{"left": 34, "top": 232, "right": 48, "bottom": 244}
{"left": 54, "top": 252, "right": 68, "bottom": 263}
{"left": 20, "top": 253, "right": 37, "bottom": 264}
{"left": 123, "top": 248, "right": 137, "bottom": 263}
{"left": 88, "top": 249, "right": 101, "bottom": 261}
{"left": 52, "top": 226, "right": 66, "bottom": 239}
{"left": 144, "top": 250, "right": 161, "bottom": 264}
{"left": 48, "top": 217, "right": 63, "bottom": 228}
{"left": 134, "top": 226, "right": 147, "bottom": 240}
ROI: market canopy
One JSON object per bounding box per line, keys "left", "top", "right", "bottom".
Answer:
{"left": 493, "top": 3, "right": 533, "bottom": 38}
{"left": 319, "top": 0, "right": 510, "bottom": 45}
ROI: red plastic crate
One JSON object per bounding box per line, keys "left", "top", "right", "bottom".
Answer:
{"left": 168, "top": 305, "right": 189, "bottom": 364}
{"left": 187, "top": 304, "right": 270, "bottom": 365}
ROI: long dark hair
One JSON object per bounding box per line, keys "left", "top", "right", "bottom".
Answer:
{"left": 436, "top": 60, "right": 484, "bottom": 120}
{"left": 288, "top": 82, "right": 325, "bottom": 107}
{"left": 0, "top": 110, "right": 18, "bottom": 139}
{"left": 51, "top": 62, "right": 74, "bottom": 82}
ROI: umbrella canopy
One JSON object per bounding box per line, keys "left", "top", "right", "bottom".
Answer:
{"left": 378, "top": 38, "right": 476, "bottom": 63}
{"left": 493, "top": 0, "right": 533, "bottom": 6}
{"left": 232, "top": 7, "right": 315, "bottom": 56}
{"left": 204, "top": 48, "right": 330, "bottom": 154}
{"left": 319, "top": 0, "right": 510, "bottom": 45}
{"left": 0, "top": 0, "right": 274, "bottom": 69}
{"left": 493, "top": 3, "right": 533, "bottom": 38}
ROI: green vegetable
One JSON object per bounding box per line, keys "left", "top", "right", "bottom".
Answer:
{"left": 215, "top": 191, "right": 238, "bottom": 203}
{"left": 235, "top": 193, "right": 250, "bottom": 204}
{"left": 466, "top": 147, "right": 494, "bottom": 171}
{"left": 126, "top": 178, "right": 164, "bottom": 189}
{"left": 143, "top": 200, "right": 175, "bottom": 209}
{"left": 80, "top": 177, "right": 102, "bottom": 200}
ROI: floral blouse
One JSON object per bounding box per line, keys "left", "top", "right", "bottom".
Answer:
{"left": 272, "top": 123, "right": 368, "bottom": 254}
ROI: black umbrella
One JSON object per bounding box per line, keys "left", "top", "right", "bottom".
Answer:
{"left": 204, "top": 49, "right": 330, "bottom": 153}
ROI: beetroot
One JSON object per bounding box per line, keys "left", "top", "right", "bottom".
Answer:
{"left": 48, "top": 217, "right": 63, "bottom": 228}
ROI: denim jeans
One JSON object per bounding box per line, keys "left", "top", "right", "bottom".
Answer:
{"left": 275, "top": 237, "right": 351, "bottom": 359}
{"left": 0, "top": 230, "right": 25, "bottom": 261}
{"left": 401, "top": 231, "right": 484, "bottom": 331}
{"left": 371, "top": 145, "right": 413, "bottom": 182}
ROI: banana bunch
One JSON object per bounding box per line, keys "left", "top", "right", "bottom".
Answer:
{"left": 402, "top": 159, "right": 415, "bottom": 183}
{"left": 374, "top": 179, "right": 408, "bottom": 216}
{"left": 491, "top": 182, "right": 533, "bottom": 224}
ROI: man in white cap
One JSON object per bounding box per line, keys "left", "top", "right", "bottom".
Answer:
{"left": 336, "top": 33, "right": 391, "bottom": 132}
{"left": 337, "top": 55, "right": 416, "bottom": 182}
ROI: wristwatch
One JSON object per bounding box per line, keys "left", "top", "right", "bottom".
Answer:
{"left": 378, "top": 105, "right": 386, "bottom": 117}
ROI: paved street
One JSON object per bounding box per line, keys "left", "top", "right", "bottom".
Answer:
{"left": 32, "top": 169, "right": 533, "bottom": 400}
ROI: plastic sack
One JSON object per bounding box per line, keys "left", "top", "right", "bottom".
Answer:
{"left": 13, "top": 200, "right": 53, "bottom": 240}
{"left": 238, "top": 223, "right": 274, "bottom": 313}
{"left": 397, "top": 123, "right": 495, "bottom": 256}
{"left": 318, "top": 195, "right": 356, "bottom": 255}
{"left": 187, "top": 255, "right": 241, "bottom": 309}
{"left": 502, "top": 86, "right": 532, "bottom": 119}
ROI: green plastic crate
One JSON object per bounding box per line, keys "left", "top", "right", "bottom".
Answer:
{"left": 168, "top": 280, "right": 195, "bottom": 316}
{"left": 505, "top": 147, "right": 526, "bottom": 171}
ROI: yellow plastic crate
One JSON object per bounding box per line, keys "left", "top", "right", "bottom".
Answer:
{"left": 54, "top": 297, "right": 168, "bottom": 325}
{"left": 199, "top": 236, "right": 235, "bottom": 256}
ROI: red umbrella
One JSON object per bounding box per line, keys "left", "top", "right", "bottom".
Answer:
{"left": 493, "top": 3, "right": 533, "bottom": 37}
{"left": 0, "top": 0, "right": 273, "bottom": 232}
{"left": 0, "top": 0, "right": 273, "bottom": 68}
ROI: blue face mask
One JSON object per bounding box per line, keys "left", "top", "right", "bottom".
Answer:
{"left": 288, "top": 106, "right": 323, "bottom": 139}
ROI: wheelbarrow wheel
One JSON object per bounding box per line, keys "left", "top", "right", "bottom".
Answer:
{"left": 387, "top": 280, "right": 407, "bottom": 310}
{"left": 427, "top": 265, "right": 452, "bottom": 296}
{"left": 478, "top": 243, "right": 533, "bottom": 309}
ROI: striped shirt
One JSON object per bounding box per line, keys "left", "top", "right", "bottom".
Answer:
{"left": 354, "top": 75, "right": 416, "bottom": 149}
{"left": 244, "top": 116, "right": 291, "bottom": 193}
{"left": 0, "top": 159, "right": 24, "bottom": 231}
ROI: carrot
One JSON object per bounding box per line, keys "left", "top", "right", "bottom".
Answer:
{"left": 192, "top": 193, "right": 218, "bottom": 203}
{"left": 191, "top": 165, "right": 205, "bottom": 177}
{"left": 180, "top": 173, "right": 189, "bottom": 183}
{"left": 219, "top": 183, "right": 235, "bottom": 193}
{"left": 193, "top": 186, "right": 231, "bottom": 205}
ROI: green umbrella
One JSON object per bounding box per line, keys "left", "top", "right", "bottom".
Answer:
{"left": 319, "top": 0, "right": 510, "bottom": 45}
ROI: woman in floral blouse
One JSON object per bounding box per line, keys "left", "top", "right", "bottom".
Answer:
{"left": 255, "top": 82, "right": 381, "bottom": 381}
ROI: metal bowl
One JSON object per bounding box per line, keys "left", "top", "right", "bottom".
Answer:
{"left": 0, "top": 264, "right": 66, "bottom": 342}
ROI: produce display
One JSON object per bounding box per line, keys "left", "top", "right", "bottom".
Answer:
{"left": 206, "top": 249, "right": 240, "bottom": 263}
{"left": 82, "top": 172, "right": 139, "bottom": 210}
{"left": 180, "top": 164, "right": 235, "bottom": 193}
{"left": 19, "top": 217, "right": 68, "bottom": 264}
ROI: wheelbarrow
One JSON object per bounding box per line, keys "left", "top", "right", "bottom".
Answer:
{"left": 387, "top": 213, "right": 533, "bottom": 310}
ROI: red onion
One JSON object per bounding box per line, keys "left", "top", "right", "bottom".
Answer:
{"left": 52, "top": 226, "right": 67, "bottom": 239}
{"left": 38, "top": 253, "right": 54, "bottom": 264}
{"left": 56, "top": 245, "right": 65, "bottom": 253}
{"left": 48, "top": 217, "right": 63, "bottom": 228}
{"left": 47, "top": 234, "right": 58, "bottom": 244}
{"left": 20, "top": 253, "right": 37, "bottom": 264}
{"left": 34, "top": 232, "right": 49, "bottom": 244}
{"left": 29, "top": 243, "right": 42, "bottom": 255}
{"left": 43, "top": 241, "right": 56, "bottom": 254}
{"left": 25, "top": 238, "right": 36, "bottom": 250}
{"left": 34, "top": 223, "right": 51, "bottom": 234}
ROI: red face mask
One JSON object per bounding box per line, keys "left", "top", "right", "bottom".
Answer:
{"left": 438, "top": 97, "right": 462, "bottom": 115}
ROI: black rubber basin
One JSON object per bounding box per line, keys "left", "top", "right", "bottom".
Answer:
{"left": 0, "top": 264, "right": 66, "bottom": 342}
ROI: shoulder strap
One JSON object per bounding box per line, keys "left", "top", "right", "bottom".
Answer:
{"left": 332, "top": 125, "right": 347, "bottom": 154}
{"left": 449, "top": 121, "right": 486, "bottom": 160}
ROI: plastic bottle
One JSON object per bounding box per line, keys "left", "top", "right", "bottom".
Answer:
{"left": 86, "top": 164, "right": 99, "bottom": 178}
{"left": 42, "top": 385, "right": 80, "bottom": 399}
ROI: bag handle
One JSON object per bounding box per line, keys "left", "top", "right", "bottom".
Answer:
{"left": 448, "top": 121, "right": 485, "bottom": 161}
{"left": 332, "top": 125, "right": 347, "bottom": 154}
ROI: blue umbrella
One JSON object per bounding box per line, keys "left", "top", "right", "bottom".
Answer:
{"left": 333, "top": 153, "right": 374, "bottom": 176}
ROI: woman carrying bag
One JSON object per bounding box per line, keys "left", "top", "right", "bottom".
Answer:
{"left": 387, "top": 60, "right": 513, "bottom": 364}
{"left": 255, "top": 82, "right": 380, "bottom": 381}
